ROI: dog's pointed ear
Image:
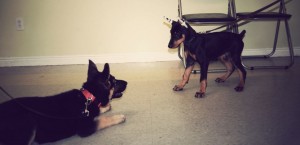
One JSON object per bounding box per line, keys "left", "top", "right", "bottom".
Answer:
{"left": 102, "top": 63, "right": 110, "bottom": 80}
{"left": 87, "top": 60, "right": 99, "bottom": 80}
{"left": 178, "top": 18, "right": 188, "bottom": 28}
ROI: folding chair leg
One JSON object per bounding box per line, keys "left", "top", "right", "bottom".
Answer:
{"left": 284, "top": 19, "right": 295, "bottom": 68}
{"left": 266, "top": 20, "right": 281, "bottom": 58}
{"left": 242, "top": 20, "right": 294, "bottom": 70}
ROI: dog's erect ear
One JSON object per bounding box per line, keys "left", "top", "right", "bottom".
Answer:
{"left": 102, "top": 63, "right": 110, "bottom": 80}
{"left": 178, "top": 18, "right": 188, "bottom": 28}
{"left": 88, "top": 60, "right": 99, "bottom": 80}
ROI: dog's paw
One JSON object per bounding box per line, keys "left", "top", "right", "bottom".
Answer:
{"left": 113, "top": 114, "right": 126, "bottom": 124}
{"left": 234, "top": 86, "right": 244, "bottom": 92}
{"left": 215, "top": 78, "right": 225, "bottom": 83}
{"left": 100, "top": 104, "right": 111, "bottom": 113}
{"left": 173, "top": 85, "right": 183, "bottom": 91}
{"left": 98, "top": 114, "right": 126, "bottom": 130}
{"left": 194, "top": 92, "right": 205, "bottom": 98}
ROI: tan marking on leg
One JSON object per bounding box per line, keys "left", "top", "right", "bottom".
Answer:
{"left": 97, "top": 115, "right": 126, "bottom": 130}
{"left": 174, "top": 65, "right": 194, "bottom": 91}
{"left": 200, "top": 80, "right": 207, "bottom": 93}
{"left": 237, "top": 69, "right": 245, "bottom": 87}
{"left": 100, "top": 103, "right": 111, "bottom": 114}
{"left": 217, "top": 55, "right": 234, "bottom": 82}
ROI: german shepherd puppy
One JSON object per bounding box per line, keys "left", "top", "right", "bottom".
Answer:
{"left": 166, "top": 18, "right": 246, "bottom": 98}
{"left": 0, "top": 60, "right": 127, "bottom": 145}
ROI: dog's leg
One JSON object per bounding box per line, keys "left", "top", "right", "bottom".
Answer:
{"left": 195, "top": 62, "right": 209, "bottom": 98}
{"left": 173, "top": 53, "right": 195, "bottom": 91}
{"left": 216, "top": 53, "right": 235, "bottom": 83}
{"left": 97, "top": 115, "right": 126, "bottom": 130}
{"left": 173, "top": 65, "right": 194, "bottom": 91}
{"left": 100, "top": 103, "right": 111, "bottom": 114}
{"left": 232, "top": 56, "right": 247, "bottom": 92}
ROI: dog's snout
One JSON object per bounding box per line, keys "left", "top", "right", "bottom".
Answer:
{"left": 168, "top": 39, "right": 175, "bottom": 48}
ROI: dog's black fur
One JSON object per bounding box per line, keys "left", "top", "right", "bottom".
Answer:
{"left": 168, "top": 20, "right": 247, "bottom": 98}
{"left": 0, "top": 60, "right": 127, "bottom": 145}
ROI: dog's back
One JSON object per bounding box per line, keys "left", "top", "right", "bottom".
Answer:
{"left": 0, "top": 89, "right": 95, "bottom": 144}
{"left": 193, "top": 30, "right": 246, "bottom": 59}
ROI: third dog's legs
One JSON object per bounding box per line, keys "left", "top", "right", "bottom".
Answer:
{"left": 173, "top": 65, "right": 194, "bottom": 91}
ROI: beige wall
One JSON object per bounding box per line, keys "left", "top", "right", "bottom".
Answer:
{"left": 0, "top": 0, "right": 299, "bottom": 66}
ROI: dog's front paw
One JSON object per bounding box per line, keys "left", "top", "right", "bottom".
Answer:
{"left": 173, "top": 85, "right": 183, "bottom": 91}
{"left": 98, "top": 114, "right": 126, "bottom": 130}
{"left": 194, "top": 92, "right": 205, "bottom": 98}
{"left": 234, "top": 86, "right": 244, "bottom": 92}
{"left": 100, "top": 104, "right": 111, "bottom": 113}
{"left": 113, "top": 114, "right": 126, "bottom": 124}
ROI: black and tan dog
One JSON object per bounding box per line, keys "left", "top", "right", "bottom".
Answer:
{"left": 0, "top": 60, "right": 127, "bottom": 145}
{"left": 166, "top": 18, "right": 247, "bottom": 98}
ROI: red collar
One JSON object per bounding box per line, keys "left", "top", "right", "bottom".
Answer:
{"left": 81, "top": 88, "right": 96, "bottom": 103}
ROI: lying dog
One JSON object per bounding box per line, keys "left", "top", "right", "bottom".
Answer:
{"left": 0, "top": 60, "right": 127, "bottom": 145}
{"left": 167, "top": 18, "right": 247, "bottom": 98}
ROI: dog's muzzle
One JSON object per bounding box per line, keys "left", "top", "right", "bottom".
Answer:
{"left": 112, "top": 80, "right": 127, "bottom": 99}
{"left": 168, "top": 39, "right": 177, "bottom": 48}
{"left": 168, "top": 40, "right": 181, "bottom": 49}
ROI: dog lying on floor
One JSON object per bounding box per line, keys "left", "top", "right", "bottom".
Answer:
{"left": 166, "top": 18, "right": 247, "bottom": 98}
{"left": 0, "top": 60, "right": 127, "bottom": 145}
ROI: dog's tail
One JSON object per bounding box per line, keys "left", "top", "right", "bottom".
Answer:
{"left": 239, "top": 30, "right": 246, "bottom": 39}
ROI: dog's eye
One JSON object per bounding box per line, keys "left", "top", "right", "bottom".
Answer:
{"left": 173, "top": 31, "right": 181, "bottom": 37}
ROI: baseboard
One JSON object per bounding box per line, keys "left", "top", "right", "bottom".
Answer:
{"left": 0, "top": 47, "right": 299, "bottom": 67}
{"left": 242, "top": 47, "right": 300, "bottom": 57}
{"left": 0, "top": 52, "right": 180, "bottom": 67}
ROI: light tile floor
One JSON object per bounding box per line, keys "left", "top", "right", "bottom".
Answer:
{"left": 0, "top": 57, "right": 299, "bottom": 145}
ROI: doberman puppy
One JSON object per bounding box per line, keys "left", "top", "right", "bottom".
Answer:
{"left": 167, "top": 18, "right": 247, "bottom": 98}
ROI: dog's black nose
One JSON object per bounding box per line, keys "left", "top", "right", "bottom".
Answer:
{"left": 168, "top": 41, "right": 173, "bottom": 48}
{"left": 112, "top": 80, "right": 127, "bottom": 99}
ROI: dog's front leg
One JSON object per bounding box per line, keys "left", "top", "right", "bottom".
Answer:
{"left": 195, "top": 62, "right": 209, "bottom": 98}
{"left": 97, "top": 115, "right": 126, "bottom": 130}
{"left": 100, "top": 103, "right": 111, "bottom": 113}
{"left": 173, "top": 65, "right": 194, "bottom": 91}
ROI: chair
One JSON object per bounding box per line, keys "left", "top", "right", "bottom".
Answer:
{"left": 177, "top": 0, "right": 238, "bottom": 73}
{"left": 236, "top": 0, "right": 294, "bottom": 69}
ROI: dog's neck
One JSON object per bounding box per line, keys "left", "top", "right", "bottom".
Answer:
{"left": 81, "top": 88, "right": 96, "bottom": 102}
{"left": 183, "top": 25, "right": 197, "bottom": 43}
{"left": 81, "top": 88, "right": 100, "bottom": 117}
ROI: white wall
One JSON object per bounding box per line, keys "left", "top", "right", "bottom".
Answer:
{"left": 0, "top": 0, "right": 299, "bottom": 66}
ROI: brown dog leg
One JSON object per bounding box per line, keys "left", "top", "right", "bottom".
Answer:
{"left": 195, "top": 80, "right": 207, "bottom": 98}
{"left": 173, "top": 65, "right": 194, "bottom": 91}
{"left": 100, "top": 104, "right": 111, "bottom": 114}
{"left": 234, "top": 69, "right": 245, "bottom": 92}
{"left": 97, "top": 115, "right": 126, "bottom": 130}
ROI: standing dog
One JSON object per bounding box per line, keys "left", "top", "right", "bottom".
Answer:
{"left": 167, "top": 18, "right": 247, "bottom": 98}
{"left": 0, "top": 60, "right": 127, "bottom": 145}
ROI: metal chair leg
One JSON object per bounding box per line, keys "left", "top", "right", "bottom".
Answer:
{"left": 284, "top": 19, "right": 295, "bottom": 68}
{"left": 242, "top": 19, "right": 294, "bottom": 70}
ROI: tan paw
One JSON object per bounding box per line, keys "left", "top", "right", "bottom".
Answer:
{"left": 112, "top": 114, "right": 126, "bottom": 125}
{"left": 98, "top": 114, "right": 126, "bottom": 130}
{"left": 100, "top": 103, "right": 111, "bottom": 113}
